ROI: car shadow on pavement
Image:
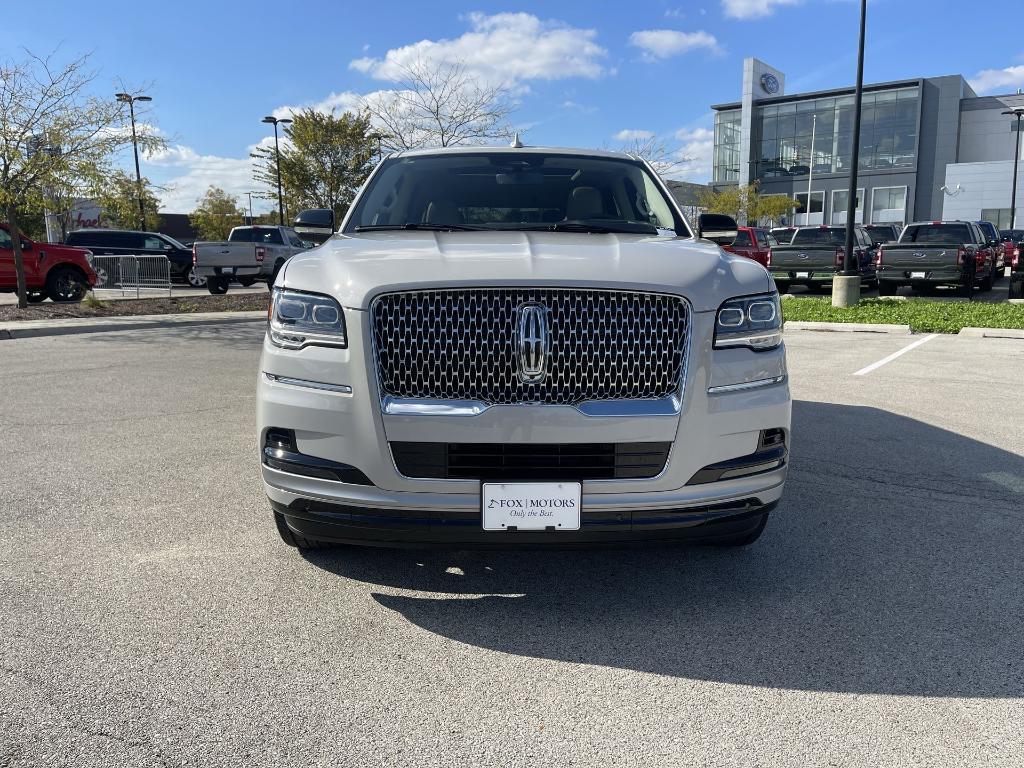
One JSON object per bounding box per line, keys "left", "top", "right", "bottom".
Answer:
{"left": 303, "top": 401, "right": 1024, "bottom": 698}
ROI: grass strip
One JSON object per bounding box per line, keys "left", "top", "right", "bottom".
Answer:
{"left": 782, "top": 296, "right": 1024, "bottom": 334}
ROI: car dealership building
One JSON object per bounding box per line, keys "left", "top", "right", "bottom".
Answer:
{"left": 710, "top": 58, "right": 1024, "bottom": 229}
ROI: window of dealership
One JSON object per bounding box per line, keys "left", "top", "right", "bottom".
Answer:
{"left": 709, "top": 59, "right": 1024, "bottom": 226}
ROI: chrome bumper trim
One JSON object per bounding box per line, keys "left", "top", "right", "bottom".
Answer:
{"left": 381, "top": 393, "right": 681, "bottom": 417}
{"left": 707, "top": 376, "right": 786, "bottom": 395}
{"left": 264, "top": 372, "right": 353, "bottom": 395}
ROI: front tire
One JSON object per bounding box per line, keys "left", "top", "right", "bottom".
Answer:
{"left": 46, "top": 267, "right": 88, "bottom": 303}
{"left": 207, "top": 276, "right": 229, "bottom": 295}
{"left": 186, "top": 266, "right": 207, "bottom": 288}
{"left": 703, "top": 512, "right": 769, "bottom": 547}
{"left": 877, "top": 281, "right": 897, "bottom": 296}
{"left": 237, "top": 276, "right": 257, "bottom": 287}
{"left": 274, "top": 511, "right": 329, "bottom": 550}
{"left": 26, "top": 291, "right": 47, "bottom": 304}
{"left": 774, "top": 280, "right": 790, "bottom": 294}
{"left": 1009, "top": 278, "right": 1024, "bottom": 300}
{"left": 979, "top": 271, "right": 994, "bottom": 292}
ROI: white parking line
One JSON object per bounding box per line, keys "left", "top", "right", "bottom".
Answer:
{"left": 853, "top": 334, "right": 938, "bottom": 376}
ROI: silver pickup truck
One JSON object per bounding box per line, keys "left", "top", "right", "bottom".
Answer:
{"left": 193, "top": 225, "right": 307, "bottom": 294}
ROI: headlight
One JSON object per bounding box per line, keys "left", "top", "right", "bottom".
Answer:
{"left": 268, "top": 287, "right": 347, "bottom": 350}
{"left": 83, "top": 250, "right": 94, "bottom": 267}
{"left": 713, "top": 292, "right": 782, "bottom": 351}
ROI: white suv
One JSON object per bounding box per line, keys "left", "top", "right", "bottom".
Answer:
{"left": 258, "top": 147, "right": 790, "bottom": 549}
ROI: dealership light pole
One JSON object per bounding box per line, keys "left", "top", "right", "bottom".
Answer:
{"left": 116, "top": 93, "right": 152, "bottom": 230}
{"left": 245, "top": 192, "right": 255, "bottom": 224}
{"left": 833, "top": 0, "right": 867, "bottom": 308}
{"left": 1003, "top": 107, "right": 1024, "bottom": 229}
{"left": 262, "top": 116, "right": 292, "bottom": 225}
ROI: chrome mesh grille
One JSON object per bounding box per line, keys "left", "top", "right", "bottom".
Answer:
{"left": 371, "top": 288, "right": 688, "bottom": 405}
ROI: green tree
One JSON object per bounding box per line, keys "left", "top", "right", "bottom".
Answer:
{"left": 189, "top": 186, "right": 244, "bottom": 241}
{"left": 0, "top": 50, "right": 163, "bottom": 306}
{"left": 95, "top": 170, "right": 162, "bottom": 230}
{"left": 753, "top": 193, "right": 799, "bottom": 226}
{"left": 252, "top": 108, "right": 379, "bottom": 222}
{"left": 697, "top": 183, "right": 799, "bottom": 225}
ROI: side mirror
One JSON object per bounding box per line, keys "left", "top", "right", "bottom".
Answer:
{"left": 21, "top": 239, "right": 32, "bottom": 251}
{"left": 293, "top": 208, "right": 336, "bottom": 245}
{"left": 697, "top": 213, "right": 738, "bottom": 246}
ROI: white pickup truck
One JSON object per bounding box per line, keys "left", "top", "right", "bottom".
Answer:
{"left": 193, "top": 225, "right": 307, "bottom": 294}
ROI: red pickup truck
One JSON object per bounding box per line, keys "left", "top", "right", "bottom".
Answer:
{"left": 722, "top": 225, "right": 776, "bottom": 267}
{"left": 1, "top": 224, "right": 97, "bottom": 302}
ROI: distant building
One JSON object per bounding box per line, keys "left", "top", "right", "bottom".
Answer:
{"left": 710, "top": 58, "right": 1024, "bottom": 228}
{"left": 664, "top": 179, "right": 708, "bottom": 222}
{"left": 157, "top": 213, "right": 198, "bottom": 244}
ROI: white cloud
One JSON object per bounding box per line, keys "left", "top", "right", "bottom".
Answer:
{"left": 271, "top": 90, "right": 363, "bottom": 119}
{"left": 143, "top": 142, "right": 264, "bottom": 213}
{"left": 670, "top": 127, "right": 714, "bottom": 182}
{"left": 349, "top": 12, "right": 608, "bottom": 86}
{"left": 969, "top": 65, "right": 1024, "bottom": 95}
{"left": 721, "top": 0, "right": 800, "bottom": 19}
{"left": 628, "top": 29, "right": 720, "bottom": 60}
{"left": 614, "top": 129, "right": 655, "bottom": 141}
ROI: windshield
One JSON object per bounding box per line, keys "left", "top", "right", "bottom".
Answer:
{"left": 901, "top": 224, "right": 971, "bottom": 244}
{"left": 1001, "top": 229, "right": 1024, "bottom": 241}
{"left": 229, "top": 227, "right": 284, "bottom": 244}
{"left": 345, "top": 152, "right": 686, "bottom": 236}
{"left": 161, "top": 235, "right": 188, "bottom": 250}
{"left": 792, "top": 227, "right": 847, "bottom": 245}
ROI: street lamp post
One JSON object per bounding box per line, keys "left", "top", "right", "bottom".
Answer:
{"left": 262, "top": 116, "right": 292, "bottom": 226}
{"left": 245, "top": 192, "right": 255, "bottom": 224}
{"left": 1002, "top": 108, "right": 1024, "bottom": 230}
{"left": 833, "top": 0, "right": 867, "bottom": 308}
{"left": 116, "top": 93, "right": 152, "bottom": 230}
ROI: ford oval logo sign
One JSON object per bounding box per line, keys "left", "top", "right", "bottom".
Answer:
{"left": 760, "top": 73, "right": 780, "bottom": 95}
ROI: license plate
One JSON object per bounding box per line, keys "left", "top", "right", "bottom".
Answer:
{"left": 482, "top": 483, "right": 581, "bottom": 531}
{"left": 911, "top": 271, "right": 926, "bottom": 279}
{"left": 796, "top": 271, "right": 810, "bottom": 278}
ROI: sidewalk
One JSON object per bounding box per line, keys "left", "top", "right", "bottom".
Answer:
{"left": 0, "top": 310, "right": 266, "bottom": 340}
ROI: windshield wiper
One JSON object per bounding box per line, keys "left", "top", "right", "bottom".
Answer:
{"left": 518, "top": 220, "right": 658, "bottom": 235}
{"left": 353, "top": 223, "right": 488, "bottom": 232}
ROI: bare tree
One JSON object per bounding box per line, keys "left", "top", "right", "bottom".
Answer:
{"left": 360, "top": 59, "right": 514, "bottom": 151}
{"left": 618, "top": 135, "right": 693, "bottom": 177}
{"left": 0, "top": 50, "right": 160, "bottom": 307}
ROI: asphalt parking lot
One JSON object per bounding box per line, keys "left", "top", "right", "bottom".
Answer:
{"left": 1, "top": 323, "right": 1022, "bottom": 766}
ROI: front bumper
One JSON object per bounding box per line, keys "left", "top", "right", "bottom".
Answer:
{"left": 259, "top": 307, "right": 791, "bottom": 546}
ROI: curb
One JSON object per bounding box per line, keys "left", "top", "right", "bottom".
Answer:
{"left": 0, "top": 311, "right": 266, "bottom": 341}
{"left": 957, "top": 327, "right": 1024, "bottom": 339}
{"left": 784, "top": 321, "right": 912, "bottom": 334}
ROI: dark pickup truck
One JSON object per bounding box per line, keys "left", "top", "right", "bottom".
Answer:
{"left": 768, "top": 225, "right": 877, "bottom": 293}
{"left": 876, "top": 221, "right": 997, "bottom": 297}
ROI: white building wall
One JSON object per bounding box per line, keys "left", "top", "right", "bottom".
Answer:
{"left": 941, "top": 161, "right": 1024, "bottom": 225}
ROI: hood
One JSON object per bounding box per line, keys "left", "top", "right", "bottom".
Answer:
{"left": 281, "top": 231, "right": 771, "bottom": 313}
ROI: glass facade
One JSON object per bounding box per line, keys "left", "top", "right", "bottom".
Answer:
{"left": 748, "top": 86, "right": 919, "bottom": 179}
{"left": 713, "top": 109, "right": 741, "bottom": 182}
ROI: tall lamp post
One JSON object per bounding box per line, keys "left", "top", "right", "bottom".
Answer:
{"left": 1002, "top": 107, "right": 1024, "bottom": 230}
{"left": 116, "top": 93, "right": 152, "bottom": 230}
{"left": 833, "top": 0, "right": 867, "bottom": 308}
{"left": 262, "top": 116, "right": 292, "bottom": 225}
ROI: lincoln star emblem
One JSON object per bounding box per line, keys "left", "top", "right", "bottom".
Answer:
{"left": 516, "top": 303, "right": 550, "bottom": 383}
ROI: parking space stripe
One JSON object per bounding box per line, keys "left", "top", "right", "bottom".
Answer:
{"left": 853, "top": 334, "right": 938, "bottom": 376}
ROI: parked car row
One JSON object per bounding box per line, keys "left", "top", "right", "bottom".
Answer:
{"left": 737, "top": 218, "right": 1023, "bottom": 299}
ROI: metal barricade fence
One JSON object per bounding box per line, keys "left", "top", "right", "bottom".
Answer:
{"left": 91, "top": 255, "right": 172, "bottom": 298}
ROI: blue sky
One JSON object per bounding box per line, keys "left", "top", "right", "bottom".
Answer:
{"left": 7, "top": 0, "right": 1024, "bottom": 212}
